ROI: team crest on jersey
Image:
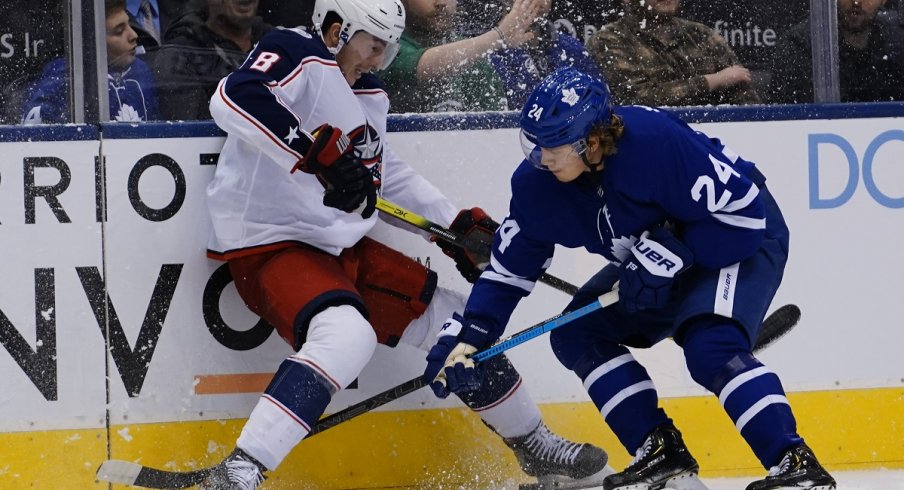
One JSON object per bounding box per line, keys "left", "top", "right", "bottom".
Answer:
{"left": 597, "top": 204, "right": 636, "bottom": 264}
{"left": 347, "top": 123, "right": 384, "bottom": 187}
{"left": 609, "top": 235, "right": 636, "bottom": 265}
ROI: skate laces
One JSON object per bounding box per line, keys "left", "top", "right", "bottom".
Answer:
{"left": 225, "top": 455, "right": 265, "bottom": 490}
{"left": 629, "top": 433, "right": 656, "bottom": 468}
{"left": 766, "top": 449, "right": 798, "bottom": 477}
{"left": 524, "top": 423, "right": 583, "bottom": 465}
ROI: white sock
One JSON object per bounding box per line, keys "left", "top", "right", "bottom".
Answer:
{"left": 475, "top": 381, "right": 543, "bottom": 439}
{"left": 237, "top": 396, "right": 311, "bottom": 470}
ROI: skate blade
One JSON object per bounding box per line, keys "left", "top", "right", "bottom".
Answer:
{"left": 663, "top": 471, "right": 709, "bottom": 490}
{"left": 518, "top": 464, "right": 615, "bottom": 489}
{"left": 605, "top": 471, "right": 709, "bottom": 490}
{"left": 762, "top": 486, "right": 834, "bottom": 490}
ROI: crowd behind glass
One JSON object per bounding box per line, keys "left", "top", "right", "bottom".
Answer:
{"left": 1, "top": 0, "right": 902, "bottom": 125}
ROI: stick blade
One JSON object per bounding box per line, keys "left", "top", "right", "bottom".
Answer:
{"left": 96, "top": 460, "right": 142, "bottom": 485}
{"left": 96, "top": 459, "right": 212, "bottom": 488}
{"left": 754, "top": 303, "right": 801, "bottom": 352}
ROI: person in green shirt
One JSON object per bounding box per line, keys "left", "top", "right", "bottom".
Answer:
{"left": 379, "top": 0, "right": 542, "bottom": 113}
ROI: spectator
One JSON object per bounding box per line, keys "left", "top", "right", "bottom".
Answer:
{"left": 587, "top": 0, "right": 761, "bottom": 107}
{"left": 128, "top": 0, "right": 163, "bottom": 44}
{"left": 127, "top": 0, "right": 191, "bottom": 50}
{"left": 379, "top": 0, "right": 599, "bottom": 112}
{"left": 150, "top": 0, "right": 271, "bottom": 120}
{"left": 378, "top": 0, "right": 539, "bottom": 113}
{"left": 768, "top": 0, "right": 904, "bottom": 103}
{"left": 457, "top": 0, "right": 623, "bottom": 44}
{"left": 21, "top": 0, "right": 159, "bottom": 123}
{"left": 486, "top": 0, "right": 603, "bottom": 108}
{"left": 680, "top": 0, "right": 810, "bottom": 76}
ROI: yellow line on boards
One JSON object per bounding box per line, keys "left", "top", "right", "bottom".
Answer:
{"left": 3, "top": 387, "right": 902, "bottom": 489}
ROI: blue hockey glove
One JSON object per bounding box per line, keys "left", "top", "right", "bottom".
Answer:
{"left": 423, "top": 314, "right": 483, "bottom": 398}
{"left": 618, "top": 227, "right": 694, "bottom": 313}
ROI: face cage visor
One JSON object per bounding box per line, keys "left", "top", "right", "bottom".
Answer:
{"left": 338, "top": 29, "right": 402, "bottom": 71}
{"left": 519, "top": 130, "right": 589, "bottom": 170}
{"left": 379, "top": 41, "right": 401, "bottom": 71}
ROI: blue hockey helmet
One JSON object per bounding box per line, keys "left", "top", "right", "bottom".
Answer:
{"left": 519, "top": 67, "right": 612, "bottom": 168}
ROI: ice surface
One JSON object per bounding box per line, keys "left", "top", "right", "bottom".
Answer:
{"left": 542, "top": 469, "right": 904, "bottom": 490}
{"left": 703, "top": 470, "right": 904, "bottom": 490}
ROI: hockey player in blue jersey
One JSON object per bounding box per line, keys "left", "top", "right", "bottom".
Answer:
{"left": 198, "top": 1, "right": 611, "bottom": 488}
{"left": 423, "top": 67, "right": 837, "bottom": 490}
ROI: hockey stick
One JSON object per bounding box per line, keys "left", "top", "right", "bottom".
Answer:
{"left": 307, "top": 302, "right": 799, "bottom": 437}
{"left": 95, "top": 298, "right": 799, "bottom": 489}
{"left": 373, "top": 198, "right": 799, "bottom": 352}
{"left": 96, "top": 290, "right": 621, "bottom": 489}
{"left": 753, "top": 303, "right": 800, "bottom": 352}
{"left": 375, "top": 197, "right": 579, "bottom": 295}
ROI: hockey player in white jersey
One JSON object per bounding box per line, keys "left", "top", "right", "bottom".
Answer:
{"left": 200, "top": 0, "right": 611, "bottom": 488}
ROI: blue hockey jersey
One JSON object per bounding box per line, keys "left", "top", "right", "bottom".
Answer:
{"left": 22, "top": 58, "right": 159, "bottom": 124}
{"left": 462, "top": 105, "right": 772, "bottom": 344}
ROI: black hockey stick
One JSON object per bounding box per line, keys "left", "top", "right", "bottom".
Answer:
{"left": 374, "top": 198, "right": 579, "bottom": 295}
{"left": 753, "top": 303, "right": 800, "bottom": 352}
{"left": 95, "top": 299, "right": 799, "bottom": 489}
{"left": 96, "top": 290, "right": 621, "bottom": 489}
{"left": 307, "top": 302, "right": 799, "bottom": 437}
{"left": 373, "top": 198, "right": 800, "bottom": 353}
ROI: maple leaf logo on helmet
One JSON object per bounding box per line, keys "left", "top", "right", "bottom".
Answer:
{"left": 561, "top": 87, "right": 580, "bottom": 106}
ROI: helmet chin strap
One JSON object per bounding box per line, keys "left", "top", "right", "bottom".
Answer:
{"left": 578, "top": 138, "right": 604, "bottom": 173}
{"left": 581, "top": 153, "right": 603, "bottom": 173}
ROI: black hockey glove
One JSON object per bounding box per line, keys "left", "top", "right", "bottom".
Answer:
{"left": 618, "top": 227, "right": 694, "bottom": 313}
{"left": 437, "top": 207, "right": 499, "bottom": 283}
{"left": 292, "top": 123, "right": 376, "bottom": 219}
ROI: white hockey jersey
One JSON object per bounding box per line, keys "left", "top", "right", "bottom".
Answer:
{"left": 207, "top": 27, "right": 457, "bottom": 258}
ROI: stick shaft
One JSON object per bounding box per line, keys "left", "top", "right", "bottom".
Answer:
{"left": 375, "top": 198, "right": 578, "bottom": 295}
{"left": 310, "top": 290, "right": 618, "bottom": 435}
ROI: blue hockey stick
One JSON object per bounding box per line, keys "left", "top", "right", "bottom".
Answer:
{"left": 311, "top": 288, "right": 620, "bottom": 435}
{"left": 95, "top": 300, "right": 802, "bottom": 488}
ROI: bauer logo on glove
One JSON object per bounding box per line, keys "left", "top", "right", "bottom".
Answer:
{"left": 618, "top": 227, "right": 694, "bottom": 312}
{"left": 631, "top": 230, "right": 687, "bottom": 277}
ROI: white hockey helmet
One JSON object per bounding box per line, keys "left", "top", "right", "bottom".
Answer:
{"left": 312, "top": 0, "right": 406, "bottom": 70}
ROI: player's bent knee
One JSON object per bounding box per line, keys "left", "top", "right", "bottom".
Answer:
{"left": 293, "top": 304, "right": 377, "bottom": 390}
{"left": 682, "top": 317, "right": 756, "bottom": 391}
{"left": 550, "top": 327, "right": 592, "bottom": 370}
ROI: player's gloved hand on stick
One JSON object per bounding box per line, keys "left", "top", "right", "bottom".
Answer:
{"left": 437, "top": 207, "right": 499, "bottom": 283}
{"left": 423, "top": 314, "right": 484, "bottom": 398}
{"left": 618, "top": 227, "right": 694, "bottom": 313}
{"left": 292, "top": 123, "right": 376, "bottom": 218}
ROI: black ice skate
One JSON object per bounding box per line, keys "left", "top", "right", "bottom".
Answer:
{"left": 746, "top": 443, "right": 836, "bottom": 490}
{"left": 603, "top": 423, "right": 707, "bottom": 490}
{"left": 505, "top": 421, "right": 613, "bottom": 489}
{"left": 198, "top": 448, "right": 267, "bottom": 490}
